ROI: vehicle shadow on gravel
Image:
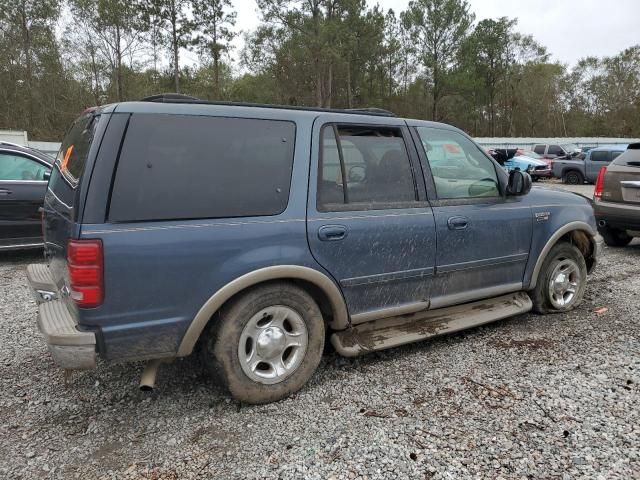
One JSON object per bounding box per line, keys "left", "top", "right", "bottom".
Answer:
{"left": 0, "top": 249, "right": 43, "bottom": 266}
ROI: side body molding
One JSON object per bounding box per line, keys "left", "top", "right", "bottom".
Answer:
{"left": 527, "top": 221, "right": 597, "bottom": 290}
{"left": 176, "top": 265, "right": 349, "bottom": 357}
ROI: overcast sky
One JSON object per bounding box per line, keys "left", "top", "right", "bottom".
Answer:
{"left": 225, "top": 0, "right": 639, "bottom": 67}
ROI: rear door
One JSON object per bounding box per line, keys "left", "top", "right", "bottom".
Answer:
{"left": 307, "top": 116, "right": 436, "bottom": 323}
{"left": 546, "top": 145, "right": 564, "bottom": 159}
{"left": 0, "top": 151, "right": 50, "bottom": 248}
{"left": 586, "top": 150, "right": 611, "bottom": 182}
{"left": 411, "top": 125, "right": 533, "bottom": 309}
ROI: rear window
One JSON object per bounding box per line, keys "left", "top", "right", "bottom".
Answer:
{"left": 108, "top": 114, "right": 296, "bottom": 222}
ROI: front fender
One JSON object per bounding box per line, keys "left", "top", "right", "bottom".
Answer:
{"left": 523, "top": 187, "right": 598, "bottom": 289}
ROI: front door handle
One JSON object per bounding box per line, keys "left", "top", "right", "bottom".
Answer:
{"left": 0, "top": 188, "right": 12, "bottom": 196}
{"left": 447, "top": 216, "right": 469, "bottom": 230}
{"left": 318, "top": 225, "right": 347, "bottom": 241}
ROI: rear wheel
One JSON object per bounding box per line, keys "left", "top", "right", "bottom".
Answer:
{"left": 599, "top": 227, "right": 633, "bottom": 247}
{"left": 530, "top": 242, "right": 587, "bottom": 314}
{"left": 563, "top": 170, "right": 584, "bottom": 185}
{"left": 204, "top": 283, "right": 325, "bottom": 404}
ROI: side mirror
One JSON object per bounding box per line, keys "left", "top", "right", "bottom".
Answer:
{"left": 507, "top": 170, "right": 532, "bottom": 196}
{"left": 43, "top": 170, "right": 51, "bottom": 181}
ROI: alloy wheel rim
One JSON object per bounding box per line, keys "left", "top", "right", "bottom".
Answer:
{"left": 548, "top": 258, "right": 580, "bottom": 308}
{"left": 238, "top": 305, "right": 308, "bottom": 385}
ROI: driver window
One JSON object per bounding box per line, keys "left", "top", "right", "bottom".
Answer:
{"left": 317, "top": 125, "right": 417, "bottom": 211}
{"left": 415, "top": 127, "right": 499, "bottom": 200}
{"left": 0, "top": 153, "right": 48, "bottom": 181}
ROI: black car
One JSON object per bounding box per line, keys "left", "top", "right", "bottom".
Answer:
{"left": 0, "top": 142, "right": 53, "bottom": 250}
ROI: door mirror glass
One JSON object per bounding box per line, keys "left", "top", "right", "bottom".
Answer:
{"left": 507, "top": 170, "right": 532, "bottom": 196}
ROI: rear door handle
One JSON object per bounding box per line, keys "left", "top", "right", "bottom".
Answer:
{"left": 447, "top": 216, "right": 469, "bottom": 230}
{"left": 318, "top": 225, "right": 347, "bottom": 241}
{"left": 0, "top": 188, "right": 12, "bottom": 195}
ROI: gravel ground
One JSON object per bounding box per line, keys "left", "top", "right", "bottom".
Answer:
{"left": 1, "top": 183, "right": 638, "bottom": 479}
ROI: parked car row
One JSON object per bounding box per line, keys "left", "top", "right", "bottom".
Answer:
{"left": 488, "top": 143, "right": 631, "bottom": 186}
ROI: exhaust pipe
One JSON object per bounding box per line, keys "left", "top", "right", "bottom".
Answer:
{"left": 598, "top": 220, "right": 607, "bottom": 228}
{"left": 139, "top": 359, "right": 162, "bottom": 391}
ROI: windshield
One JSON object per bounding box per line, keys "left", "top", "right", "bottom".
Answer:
{"left": 562, "top": 144, "right": 579, "bottom": 152}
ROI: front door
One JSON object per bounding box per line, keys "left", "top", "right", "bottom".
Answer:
{"left": 411, "top": 125, "right": 533, "bottom": 309}
{"left": 0, "top": 152, "right": 49, "bottom": 248}
{"left": 306, "top": 117, "right": 437, "bottom": 323}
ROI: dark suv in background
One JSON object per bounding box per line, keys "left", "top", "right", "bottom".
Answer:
{"left": 594, "top": 144, "right": 640, "bottom": 246}
{"left": 26, "top": 96, "right": 598, "bottom": 404}
{"left": 0, "top": 142, "right": 53, "bottom": 250}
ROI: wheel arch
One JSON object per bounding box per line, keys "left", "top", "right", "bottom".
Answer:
{"left": 528, "top": 222, "right": 597, "bottom": 290}
{"left": 176, "top": 265, "right": 349, "bottom": 357}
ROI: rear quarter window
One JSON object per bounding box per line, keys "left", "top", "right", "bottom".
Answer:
{"left": 108, "top": 114, "right": 296, "bottom": 222}
{"left": 612, "top": 149, "right": 640, "bottom": 168}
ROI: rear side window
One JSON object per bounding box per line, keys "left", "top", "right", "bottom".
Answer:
{"left": 317, "top": 125, "right": 417, "bottom": 211}
{"left": 533, "top": 145, "right": 545, "bottom": 155}
{"left": 547, "top": 145, "right": 563, "bottom": 156}
{"left": 0, "top": 153, "right": 49, "bottom": 181}
{"left": 590, "top": 150, "right": 610, "bottom": 162}
{"left": 53, "top": 113, "right": 97, "bottom": 185}
{"left": 109, "top": 115, "right": 296, "bottom": 222}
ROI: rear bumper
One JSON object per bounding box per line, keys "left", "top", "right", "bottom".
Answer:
{"left": 594, "top": 200, "right": 640, "bottom": 231}
{"left": 27, "top": 264, "right": 96, "bottom": 369}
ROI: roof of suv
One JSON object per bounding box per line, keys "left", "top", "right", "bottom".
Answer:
{"left": 589, "top": 144, "right": 628, "bottom": 152}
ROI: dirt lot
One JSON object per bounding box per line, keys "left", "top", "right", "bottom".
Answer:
{"left": 1, "top": 182, "right": 638, "bottom": 479}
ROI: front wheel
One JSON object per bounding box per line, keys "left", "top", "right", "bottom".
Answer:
{"left": 204, "top": 283, "right": 325, "bottom": 404}
{"left": 530, "top": 242, "right": 587, "bottom": 314}
{"left": 599, "top": 226, "right": 632, "bottom": 247}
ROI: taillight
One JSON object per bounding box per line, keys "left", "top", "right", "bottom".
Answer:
{"left": 594, "top": 166, "right": 607, "bottom": 200}
{"left": 67, "top": 239, "right": 103, "bottom": 307}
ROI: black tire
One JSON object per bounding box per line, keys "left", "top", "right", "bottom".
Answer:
{"left": 599, "top": 227, "right": 633, "bottom": 247}
{"left": 530, "top": 242, "right": 587, "bottom": 314}
{"left": 563, "top": 170, "right": 584, "bottom": 185}
{"left": 204, "top": 282, "right": 325, "bottom": 404}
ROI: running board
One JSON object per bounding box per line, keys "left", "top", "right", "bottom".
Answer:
{"left": 331, "top": 292, "right": 532, "bottom": 357}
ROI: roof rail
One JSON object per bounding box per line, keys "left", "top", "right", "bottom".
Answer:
{"left": 141, "top": 93, "right": 199, "bottom": 103}
{"left": 344, "top": 108, "right": 395, "bottom": 117}
{"left": 137, "top": 94, "right": 396, "bottom": 117}
{"left": 0, "top": 141, "right": 24, "bottom": 148}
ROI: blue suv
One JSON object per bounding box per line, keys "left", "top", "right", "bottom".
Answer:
{"left": 27, "top": 96, "right": 598, "bottom": 404}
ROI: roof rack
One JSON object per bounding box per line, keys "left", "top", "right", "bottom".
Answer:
{"left": 139, "top": 93, "right": 396, "bottom": 117}
{"left": 141, "top": 93, "right": 199, "bottom": 103}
